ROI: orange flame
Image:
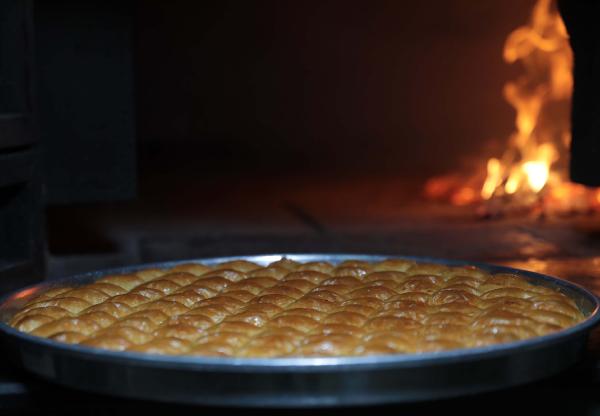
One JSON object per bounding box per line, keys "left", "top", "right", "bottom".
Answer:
{"left": 424, "top": 0, "right": 600, "bottom": 216}
{"left": 481, "top": 0, "right": 570, "bottom": 202}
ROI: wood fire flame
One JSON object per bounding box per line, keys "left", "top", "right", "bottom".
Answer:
{"left": 425, "top": 0, "right": 600, "bottom": 216}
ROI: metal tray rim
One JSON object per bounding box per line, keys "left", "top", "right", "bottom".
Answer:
{"left": 1, "top": 253, "right": 599, "bottom": 370}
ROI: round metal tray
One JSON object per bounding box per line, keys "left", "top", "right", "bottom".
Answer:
{"left": 0, "top": 254, "right": 599, "bottom": 407}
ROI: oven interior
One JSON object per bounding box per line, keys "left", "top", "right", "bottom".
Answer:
{"left": 1, "top": 0, "right": 600, "bottom": 412}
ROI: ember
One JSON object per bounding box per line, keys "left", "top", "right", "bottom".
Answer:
{"left": 424, "top": 0, "right": 600, "bottom": 217}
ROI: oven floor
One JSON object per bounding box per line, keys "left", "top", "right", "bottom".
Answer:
{"left": 44, "top": 172, "right": 600, "bottom": 276}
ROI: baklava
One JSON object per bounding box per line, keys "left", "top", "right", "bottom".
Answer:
{"left": 9, "top": 258, "right": 584, "bottom": 357}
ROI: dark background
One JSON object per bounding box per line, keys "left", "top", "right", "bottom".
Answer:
{"left": 134, "top": 0, "right": 535, "bottom": 181}
{"left": 29, "top": 0, "right": 541, "bottom": 201}
{"left": 28, "top": 0, "right": 549, "bottom": 276}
